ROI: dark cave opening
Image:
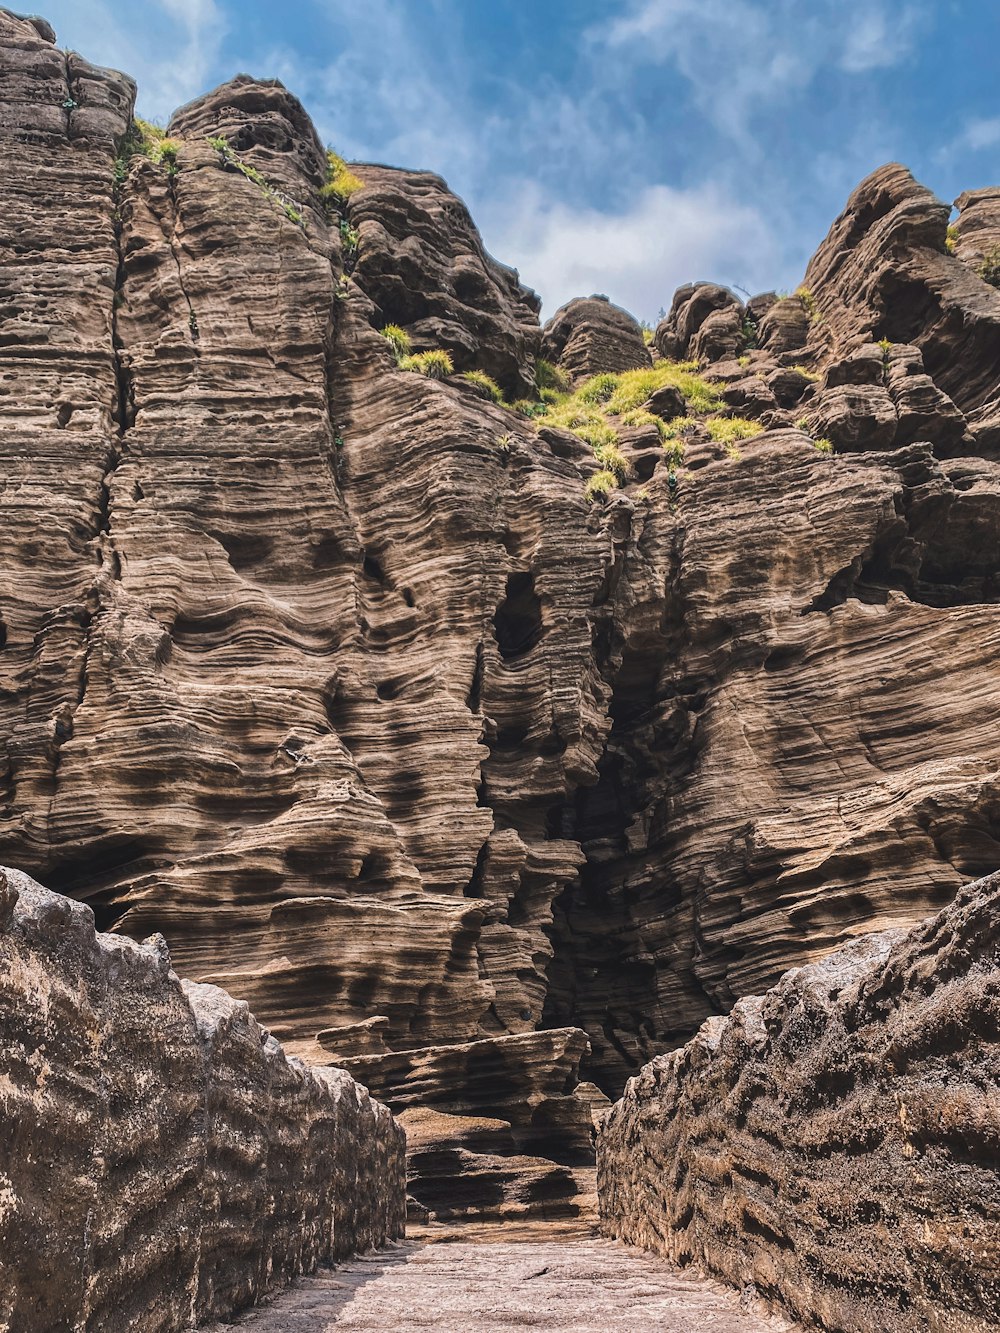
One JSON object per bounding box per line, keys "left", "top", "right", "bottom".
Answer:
{"left": 493, "top": 571, "right": 543, "bottom": 660}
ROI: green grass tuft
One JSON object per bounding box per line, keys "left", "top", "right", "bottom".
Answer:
{"left": 577, "top": 373, "right": 620, "bottom": 404}
{"left": 460, "top": 370, "right": 504, "bottom": 402}
{"left": 323, "top": 150, "right": 364, "bottom": 203}
{"left": 584, "top": 469, "right": 618, "bottom": 504}
{"left": 380, "top": 324, "right": 411, "bottom": 361}
{"left": 513, "top": 398, "right": 549, "bottom": 418}
{"left": 979, "top": 245, "right": 1000, "bottom": 288}
{"left": 594, "top": 442, "right": 633, "bottom": 483}
{"left": 796, "top": 285, "right": 820, "bottom": 320}
{"left": 814, "top": 437, "right": 834, "bottom": 453}
{"left": 660, "top": 415, "right": 699, "bottom": 439}
{"left": 707, "top": 417, "right": 763, "bottom": 445}
{"left": 535, "top": 358, "right": 570, "bottom": 393}
{"left": 399, "top": 349, "right": 454, "bottom": 379}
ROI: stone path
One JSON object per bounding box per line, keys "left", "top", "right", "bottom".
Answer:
{"left": 207, "top": 1236, "right": 798, "bottom": 1332}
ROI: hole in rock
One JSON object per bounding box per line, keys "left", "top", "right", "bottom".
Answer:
{"left": 494, "top": 571, "right": 543, "bottom": 660}
{"left": 220, "top": 531, "right": 273, "bottom": 571}
{"left": 46, "top": 838, "right": 154, "bottom": 898}
{"left": 313, "top": 534, "right": 344, "bottom": 570}
{"left": 358, "top": 851, "right": 392, "bottom": 886}
{"left": 363, "top": 553, "right": 386, "bottom": 585}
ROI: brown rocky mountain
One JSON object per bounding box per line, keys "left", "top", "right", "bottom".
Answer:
{"left": 1, "top": 3, "right": 998, "bottom": 1248}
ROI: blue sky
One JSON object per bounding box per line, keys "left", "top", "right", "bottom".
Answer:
{"left": 37, "top": 0, "right": 1000, "bottom": 321}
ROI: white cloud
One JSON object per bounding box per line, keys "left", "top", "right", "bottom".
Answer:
{"left": 601, "top": 0, "right": 924, "bottom": 137}
{"left": 840, "top": 5, "right": 923, "bottom": 72}
{"left": 481, "top": 182, "right": 789, "bottom": 322}
{"left": 37, "top": 0, "right": 227, "bottom": 121}
{"left": 947, "top": 116, "right": 1000, "bottom": 153}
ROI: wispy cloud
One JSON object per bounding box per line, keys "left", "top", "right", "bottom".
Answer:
{"left": 41, "top": 0, "right": 227, "bottom": 121}
{"left": 482, "top": 182, "right": 788, "bottom": 322}
{"left": 944, "top": 115, "right": 1000, "bottom": 154}
{"left": 600, "top": 0, "right": 924, "bottom": 137}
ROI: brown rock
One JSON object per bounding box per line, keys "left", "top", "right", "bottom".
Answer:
{"left": 804, "top": 381, "right": 898, "bottom": 451}
{"left": 598, "top": 871, "right": 1000, "bottom": 1332}
{"left": 952, "top": 185, "right": 1000, "bottom": 270}
{"left": 542, "top": 295, "right": 651, "bottom": 381}
{"left": 655, "top": 282, "right": 741, "bottom": 361}
{"left": 645, "top": 382, "right": 687, "bottom": 420}
{"left": 348, "top": 164, "right": 542, "bottom": 398}
{"left": 691, "top": 303, "right": 745, "bottom": 363}
{"left": 0, "top": 868, "right": 405, "bottom": 1331}
{"left": 802, "top": 163, "right": 1000, "bottom": 450}
{"left": 756, "top": 294, "right": 811, "bottom": 357}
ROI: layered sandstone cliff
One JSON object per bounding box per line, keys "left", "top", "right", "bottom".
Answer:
{"left": 1, "top": 5, "right": 1000, "bottom": 1230}
{"left": 598, "top": 870, "right": 1000, "bottom": 1332}
{"left": 0, "top": 867, "right": 405, "bottom": 1333}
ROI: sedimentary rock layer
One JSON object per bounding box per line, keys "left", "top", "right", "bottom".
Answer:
{"left": 4, "top": 6, "right": 1000, "bottom": 1228}
{"left": 0, "top": 867, "right": 405, "bottom": 1333}
{"left": 597, "top": 871, "right": 1000, "bottom": 1332}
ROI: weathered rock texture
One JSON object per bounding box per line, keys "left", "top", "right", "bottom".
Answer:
{"left": 3, "top": 2, "right": 1000, "bottom": 1246}
{"left": 0, "top": 867, "right": 405, "bottom": 1333}
{"left": 542, "top": 295, "right": 651, "bottom": 380}
{"left": 598, "top": 871, "right": 1000, "bottom": 1331}
{"left": 202, "top": 1237, "right": 798, "bottom": 1332}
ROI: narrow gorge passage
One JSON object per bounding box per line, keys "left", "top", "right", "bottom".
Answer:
{"left": 206, "top": 1236, "right": 797, "bottom": 1332}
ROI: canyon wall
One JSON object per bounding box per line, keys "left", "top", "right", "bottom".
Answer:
{"left": 2, "top": 6, "right": 1000, "bottom": 1224}
{"left": 0, "top": 866, "right": 405, "bottom": 1333}
{"left": 597, "top": 870, "right": 1000, "bottom": 1332}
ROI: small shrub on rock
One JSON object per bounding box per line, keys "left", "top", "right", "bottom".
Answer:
{"left": 594, "top": 442, "right": 633, "bottom": 483}
{"left": 322, "top": 150, "right": 364, "bottom": 203}
{"left": 978, "top": 245, "right": 1000, "bottom": 288}
{"left": 660, "top": 415, "right": 699, "bottom": 439}
{"left": 535, "top": 359, "right": 570, "bottom": 393}
{"left": 578, "top": 373, "right": 621, "bottom": 405}
{"left": 620, "top": 407, "right": 669, "bottom": 438}
{"left": 574, "top": 420, "right": 620, "bottom": 451}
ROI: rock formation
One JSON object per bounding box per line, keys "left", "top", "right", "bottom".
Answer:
{"left": 0, "top": 867, "right": 405, "bottom": 1332}
{"left": 1, "top": 1, "right": 1000, "bottom": 1256}
{"left": 542, "top": 295, "right": 651, "bottom": 380}
{"left": 598, "top": 870, "right": 1000, "bottom": 1332}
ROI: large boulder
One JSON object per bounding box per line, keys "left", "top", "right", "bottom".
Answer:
{"left": 655, "top": 282, "right": 740, "bottom": 360}
{"left": 348, "top": 164, "right": 542, "bottom": 398}
{"left": 542, "top": 295, "right": 651, "bottom": 381}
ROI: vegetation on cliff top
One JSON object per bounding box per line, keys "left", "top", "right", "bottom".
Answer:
{"left": 114, "top": 118, "right": 181, "bottom": 182}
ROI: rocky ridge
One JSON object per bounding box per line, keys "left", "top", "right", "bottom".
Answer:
{"left": 1, "top": 6, "right": 1000, "bottom": 1233}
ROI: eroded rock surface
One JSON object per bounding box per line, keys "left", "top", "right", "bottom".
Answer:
{"left": 3, "top": 8, "right": 1000, "bottom": 1252}
{"left": 0, "top": 867, "right": 405, "bottom": 1333}
{"left": 598, "top": 871, "right": 1000, "bottom": 1332}
{"left": 202, "top": 1237, "right": 798, "bottom": 1332}
{"left": 542, "top": 295, "right": 651, "bottom": 380}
